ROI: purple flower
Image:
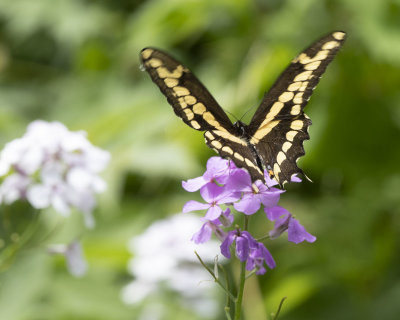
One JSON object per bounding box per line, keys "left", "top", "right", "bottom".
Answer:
{"left": 182, "top": 157, "right": 236, "bottom": 192}
{"left": 191, "top": 209, "right": 233, "bottom": 244}
{"left": 227, "top": 170, "right": 284, "bottom": 215}
{"left": 220, "top": 230, "right": 257, "bottom": 261}
{"left": 246, "top": 242, "right": 276, "bottom": 275}
{"left": 221, "top": 229, "right": 275, "bottom": 274}
{"left": 265, "top": 206, "right": 316, "bottom": 244}
{"left": 183, "top": 183, "right": 240, "bottom": 220}
{"left": 181, "top": 155, "right": 315, "bottom": 277}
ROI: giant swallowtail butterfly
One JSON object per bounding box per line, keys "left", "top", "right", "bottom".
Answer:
{"left": 140, "top": 31, "right": 346, "bottom": 186}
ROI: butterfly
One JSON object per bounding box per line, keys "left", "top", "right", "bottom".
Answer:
{"left": 140, "top": 31, "right": 346, "bottom": 186}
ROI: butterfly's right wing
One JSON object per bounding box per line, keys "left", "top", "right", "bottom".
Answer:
{"left": 247, "top": 31, "right": 346, "bottom": 185}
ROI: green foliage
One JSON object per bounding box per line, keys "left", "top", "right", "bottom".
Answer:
{"left": 0, "top": 0, "right": 399, "bottom": 319}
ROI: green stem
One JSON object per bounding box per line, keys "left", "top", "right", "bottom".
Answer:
{"left": 272, "top": 297, "right": 287, "bottom": 320}
{"left": 0, "top": 210, "right": 40, "bottom": 272}
{"left": 234, "top": 260, "right": 246, "bottom": 320}
{"left": 245, "top": 269, "right": 256, "bottom": 280}
{"left": 194, "top": 251, "right": 236, "bottom": 302}
{"left": 225, "top": 307, "right": 233, "bottom": 320}
{"left": 234, "top": 215, "right": 249, "bottom": 320}
{"left": 256, "top": 234, "right": 270, "bottom": 242}
{"left": 220, "top": 264, "right": 232, "bottom": 316}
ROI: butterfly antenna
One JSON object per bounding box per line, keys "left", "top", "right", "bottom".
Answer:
{"left": 303, "top": 172, "right": 313, "bottom": 183}
{"left": 239, "top": 100, "right": 261, "bottom": 122}
{"left": 222, "top": 108, "right": 239, "bottom": 122}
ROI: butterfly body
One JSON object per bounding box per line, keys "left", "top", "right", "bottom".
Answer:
{"left": 140, "top": 31, "right": 346, "bottom": 185}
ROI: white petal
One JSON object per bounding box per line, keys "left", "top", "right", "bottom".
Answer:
{"left": 26, "top": 184, "right": 51, "bottom": 209}
{"left": 0, "top": 160, "right": 10, "bottom": 176}
{"left": 1, "top": 174, "right": 31, "bottom": 204}
{"left": 65, "top": 240, "right": 88, "bottom": 277}
{"left": 52, "top": 192, "right": 70, "bottom": 216}
{"left": 19, "top": 146, "right": 44, "bottom": 174}
{"left": 41, "top": 162, "right": 64, "bottom": 185}
{"left": 66, "top": 189, "right": 96, "bottom": 219}
{"left": 61, "top": 131, "right": 89, "bottom": 152}
{"left": 84, "top": 147, "right": 111, "bottom": 172}
{"left": 27, "top": 121, "right": 66, "bottom": 153}
{"left": 121, "top": 281, "right": 156, "bottom": 305}
{"left": 82, "top": 210, "right": 95, "bottom": 229}
{"left": 92, "top": 177, "right": 107, "bottom": 193}
{"left": 66, "top": 167, "right": 93, "bottom": 190}
{"left": 0, "top": 138, "right": 28, "bottom": 170}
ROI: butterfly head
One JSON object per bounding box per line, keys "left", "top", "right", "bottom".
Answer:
{"left": 233, "top": 121, "right": 247, "bottom": 137}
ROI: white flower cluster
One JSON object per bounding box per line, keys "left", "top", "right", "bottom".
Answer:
{"left": 122, "top": 213, "right": 223, "bottom": 319}
{"left": 0, "top": 120, "right": 110, "bottom": 227}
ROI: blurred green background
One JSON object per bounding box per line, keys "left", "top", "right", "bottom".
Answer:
{"left": 0, "top": 0, "right": 399, "bottom": 319}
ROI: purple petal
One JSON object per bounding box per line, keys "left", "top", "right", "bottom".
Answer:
{"left": 200, "top": 183, "right": 224, "bottom": 203}
{"left": 182, "top": 200, "right": 209, "bottom": 213}
{"left": 205, "top": 205, "right": 222, "bottom": 220}
{"left": 215, "top": 189, "right": 242, "bottom": 204}
{"left": 228, "top": 160, "right": 239, "bottom": 170}
{"left": 268, "top": 210, "right": 291, "bottom": 240}
{"left": 182, "top": 176, "right": 207, "bottom": 192}
{"left": 264, "top": 172, "right": 279, "bottom": 187}
{"left": 220, "top": 231, "right": 236, "bottom": 258}
{"left": 191, "top": 222, "right": 213, "bottom": 244}
{"left": 203, "top": 157, "right": 230, "bottom": 183}
{"left": 236, "top": 236, "right": 250, "bottom": 261}
{"left": 269, "top": 223, "right": 289, "bottom": 239}
{"left": 265, "top": 206, "right": 290, "bottom": 221}
{"left": 246, "top": 256, "right": 256, "bottom": 271}
{"left": 255, "top": 265, "right": 267, "bottom": 275}
{"left": 213, "top": 208, "right": 234, "bottom": 227}
{"left": 214, "top": 227, "right": 227, "bottom": 242}
{"left": 205, "top": 156, "right": 228, "bottom": 172}
{"left": 260, "top": 245, "right": 276, "bottom": 269}
{"left": 234, "top": 193, "right": 261, "bottom": 215}
{"left": 290, "top": 174, "right": 302, "bottom": 183}
{"left": 259, "top": 188, "right": 283, "bottom": 208}
{"left": 245, "top": 241, "right": 275, "bottom": 274}
{"left": 288, "top": 218, "right": 316, "bottom": 244}
{"left": 225, "top": 169, "right": 252, "bottom": 192}
{"left": 241, "top": 231, "right": 258, "bottom": 248}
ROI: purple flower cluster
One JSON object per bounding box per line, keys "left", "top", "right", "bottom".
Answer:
{"left": 183, "top": 157, "right": 315, "bottom": 275}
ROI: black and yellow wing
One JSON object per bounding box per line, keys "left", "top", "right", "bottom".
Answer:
{"left": 140, "top": 47, "right": 264, "bottom": 180}
{"left": 140, "top": 31, "right": 346, "bottom": 186}
{"left": 247, "top": 31, "right": 346, "bottom": 184}
{"left": 140, "top": 48, "right": 234, "bottom": 132}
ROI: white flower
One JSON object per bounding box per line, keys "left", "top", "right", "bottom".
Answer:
{"left": 121, "top": 213, "right": 223, "bottom": 319}
{"left": 0, "top": 120, "right": 110, "bottom": 228}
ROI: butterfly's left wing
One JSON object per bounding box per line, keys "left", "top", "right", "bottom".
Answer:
{"left": 140, "top": 47, "right": 235, "bottom": 132}
{"left": 248, "top": 31, "right": 346, "bottom": 185}
{"left": 140, "top": 48, "right": 263, "bottom": 179}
